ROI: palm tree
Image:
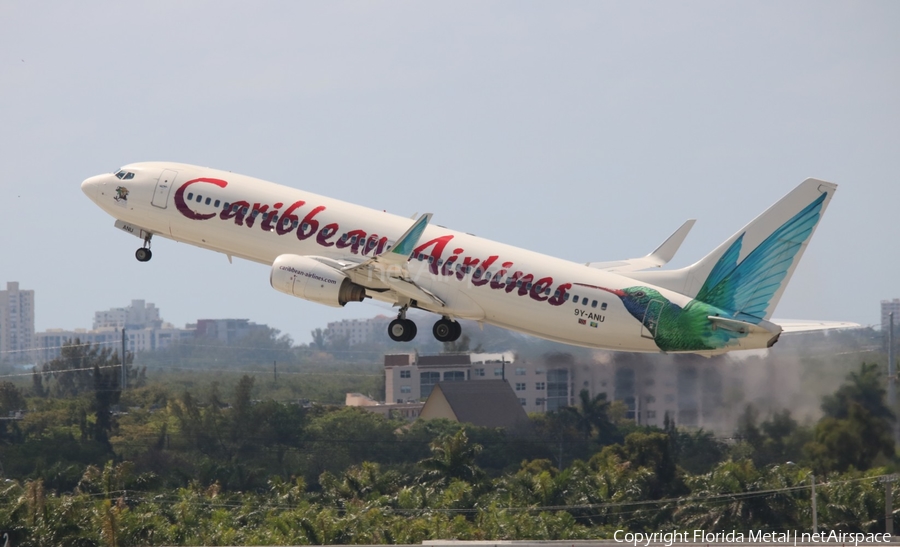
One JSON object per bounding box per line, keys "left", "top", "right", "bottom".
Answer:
{"left": 562, "top": 389, "right": 616, "bottom": 444}
{"left": 418, "top": 429, "right": 485, "bottom": 487}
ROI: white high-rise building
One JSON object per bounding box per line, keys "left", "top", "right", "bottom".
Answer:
{"left": 0, "top": 282, "right": 35, "bottom": 364}
{"left": 35, "top": 299, "right": 192, "bottom": 363}
{"left": 94, "top": 299, "right": 162, "bottom": 329}
{"left": 324, "top": 316, "right": 392, "bottom": 345}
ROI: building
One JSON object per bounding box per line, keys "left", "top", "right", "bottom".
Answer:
{"left": 34, "top": 299, "right": 194, "bottom": 363}
{"left": 192, "top": 318, "right": 269, "bottom": 344}
{"left": 324, "top": 316, "right": 392, "bottom": 346}
{"left": 419, "top": 380, "right": 529, "bottom": 429}
{"left": 34, "top": 324, "right": 192, "bottom": 364}
{"left": 0, "top": 282, "right": 35, "bottom": 364}
{"left": 345, "top": 392, "right": 423, "bottom": 420}
{"left": 94, "top": 299, "right": 161, "bottom": 329}
{"left": 383, "top": 350, "right": 722, "bottom": 430}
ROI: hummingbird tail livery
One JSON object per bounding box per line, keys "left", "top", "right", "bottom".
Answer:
{"left": 630, "top": 179, "right": 836, "bottom": 322}
{"left": 81, "top": 164, "right": 856, "bottom": 356}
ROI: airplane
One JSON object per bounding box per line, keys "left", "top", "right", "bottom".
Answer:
{"left": 81, "top": 163, "right": 856, "bottom": 356}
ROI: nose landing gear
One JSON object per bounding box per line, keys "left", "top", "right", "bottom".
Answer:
{"left": 135, "top": 234, "right": 153, "bottom": 262}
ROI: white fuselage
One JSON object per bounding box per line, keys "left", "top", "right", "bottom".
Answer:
{"left": 81, "top": 162, "right": 770, "bottom": 353}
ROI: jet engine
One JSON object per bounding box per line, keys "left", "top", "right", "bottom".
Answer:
{"left": 270, "top": 254, "right": 366, "bottom": 307}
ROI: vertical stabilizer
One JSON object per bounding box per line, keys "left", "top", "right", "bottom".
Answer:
{"left": 630, "top": 179, "right": 836, "bottom": 321}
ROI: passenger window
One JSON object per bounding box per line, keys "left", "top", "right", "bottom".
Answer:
{"left": 601, "top": 302, "right": 607, "bottom": 310}
{"left": 573, "top": 294, "right": 579, "bottom": 302}
{"left": 591, "top": 300, "right": 597, "bottom": 308}
{"left": 582, "top": 297, "right": 588, "bottom": 305}
{"left": 187, "top": 193, "right": 194, "bottom": 200}
{"left": 301, "top": 223, "right": 308, "bottom": 231}
{"left": 545, "top": 288, "right": 551, "bottom": 296}
{"left": 196, "top": 195, "right": 202, "bottom": 203}
{"left": 553, "top": 290, "right": 560, "bottom": 298}
{"left": 292, "top": 220, "right": 298, "bottom": 228}
{"left": 526, "top": 283, "right": 532, "bottom": 290}
{"left": 205, "top": 197, "right": 211, "bottom": 205}
{"left": 215, "top": 200, "right": 221, "bottom": 207}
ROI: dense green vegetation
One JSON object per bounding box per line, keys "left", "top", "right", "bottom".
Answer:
{"left": 0, "top": 333, "right": 897, "bottom": 545}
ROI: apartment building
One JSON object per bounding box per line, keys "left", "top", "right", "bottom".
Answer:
{"left": 324, "top": 316, "right": 392, "bottom": 345}
{"left": 0, "top": 282, "right": 35, "bottom": 364}
{"left": 383, "top": 350, "right": 726, "bottom": 430}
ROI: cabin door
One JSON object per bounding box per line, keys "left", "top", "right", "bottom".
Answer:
{"left": 152, "top": 170, "right": 178, "bottom": 208}
{"left": 641, "top": 299, "right": 665, "bottom": 339}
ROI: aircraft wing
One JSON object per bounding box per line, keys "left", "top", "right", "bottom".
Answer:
{"left": 773, "top": 319, "right": 862, "bottom": 333}
{"left": 341, "top": 213, "right": 446, "bottom": 307}
{"left": 587, "top": 219, "right": 696, "bottom": 272}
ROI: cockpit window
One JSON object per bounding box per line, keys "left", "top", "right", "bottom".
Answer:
{"left": 115, "top": 170, "right": 135, "bottom": 180}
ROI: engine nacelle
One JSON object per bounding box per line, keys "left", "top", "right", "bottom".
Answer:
{"left": 270, "top": 255, "right": 366, "bottom": 308}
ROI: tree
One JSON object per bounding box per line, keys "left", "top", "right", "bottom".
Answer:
{"left": 562, "top": 389, "right": 617, "bottom": 445}
{"left": 310, "top": 328, "right": 327, "bottom": 350}
{"left": 418, "top": 429, "right": 485, "bottom": 487}
{"left": 41, "top": 339, "right": 137, "bottom": 397}
{"left": 805, "top": 362, "right": 895, "bottom": 473}
{"left": 0, "top": 381, "right": 25, "bottom": 415}
{"left": 822, "top": 362, "right": 894, "bottom": 422}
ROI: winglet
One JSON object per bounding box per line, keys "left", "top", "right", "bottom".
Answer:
{"left": 587, "top": 219, "right": 695, "bottom": 272}
{"left": 389, "top": 213, "right": 432, "bottom": 259}
{"left": 646, "top": 219, "right": 696, "bottom": 267}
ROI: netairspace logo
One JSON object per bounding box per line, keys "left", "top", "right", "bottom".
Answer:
{"left": 613, "top": 529, "right": 892, "bottom": 546}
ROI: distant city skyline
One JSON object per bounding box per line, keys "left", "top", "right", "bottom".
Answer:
{"left": 9, "top": 278, "right": 894, "bottom": 364}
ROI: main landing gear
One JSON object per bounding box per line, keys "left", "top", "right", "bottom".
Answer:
{"left": 433, "top": 317, "right": 462, "bottom": 343}
{"left": 387, "top": 307, "right": 462, "bottom": 343}
{"left": 388, "top": 306, "right": 417, "bottom": 342}
{"left": 135, "top": 234, "right": 153, "bottom": 262}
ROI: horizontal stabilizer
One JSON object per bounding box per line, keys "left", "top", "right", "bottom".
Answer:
{"left": 774, "top": 319, "right": 862, "bottom": 333}
{"left": 588, "top": 219, "right": 695, "bottom": 272}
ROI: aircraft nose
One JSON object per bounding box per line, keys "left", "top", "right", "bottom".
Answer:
{"left": 81, "top": 174, "right": 105, "bottom": 200}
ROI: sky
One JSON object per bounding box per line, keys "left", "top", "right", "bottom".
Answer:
{"left": 1, "top": 1, "right": 898, "bottom": 345}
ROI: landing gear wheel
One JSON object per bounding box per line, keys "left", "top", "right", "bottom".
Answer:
{"left": 388, "top": 319, "right": 418, "bottom": 342}
{"left": 135, "top": 248, "right": 153, "bottom": 262}
{"left": 433, "top": 318, "right": 462, "bottom": 342}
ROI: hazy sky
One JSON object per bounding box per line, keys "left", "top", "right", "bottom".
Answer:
{"left": 1, "top": 2, "right": 898, "bottom": 345}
